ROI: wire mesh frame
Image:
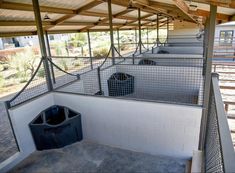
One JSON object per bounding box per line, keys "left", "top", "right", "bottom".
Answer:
{"left": 6, "top": 59, "right": 49, "bottom": 108}
{"left": 107, "top": 57, "right": 203, "bottom": 105}
{"left": 204, "top": 85, "right": 224, "bottom": 173}
{"left": 56, "top": 56, "right": 204, "bottom": 106}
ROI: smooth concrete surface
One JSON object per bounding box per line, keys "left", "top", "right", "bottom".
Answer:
{"left": 191, "top": 150, "right": 203, "bottom": 173}
{"left": 54, "top": 92, "right": 202, "bottom": 159}
{"left": 11, "top": 140, "right": 187, "bottom": 173}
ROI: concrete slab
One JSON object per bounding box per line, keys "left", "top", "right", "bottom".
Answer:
{"left": 11, "top": 140, "right": 186, "bottom": 173}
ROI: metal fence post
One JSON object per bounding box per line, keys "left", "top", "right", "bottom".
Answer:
{"left": 97, "top": 67, "right": 102, "bottom": 93}
{"left": 199, "top": 4, "right": 217, "bottom": 150}
{"left": 107, "top": 0, "right": 115, "bottom": 65}
{"left": 147, "top": 27, "right": 149, "bottom": 49}
{"left": 117, "top": 29, "right": 120, "bottom": 54}
{"left": 166, "top": 17, "right": 169, "bottom": 43}
{"left": 32, "top": 0, "right": 53, "bottom": 91}
{"left": 45, "top": 31, "right": 56, "bottom": 84}
{"left": 157, "top": 14, "right": 159, "bottom": 47}
{"left": 138, "top": 8, "right": 142, "bottom": 54}
{"left": 87, "top": 30, "right": 93, "bottom": 69}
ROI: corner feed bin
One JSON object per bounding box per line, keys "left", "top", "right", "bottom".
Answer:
{"left": 108, "top": 72, "right": 134, "bottom": 96}
{"left": 29, "top": 105, "right": 83, "bottom": 150}
{"left": 138, "top": 59, "right": 156, "bottom": 65}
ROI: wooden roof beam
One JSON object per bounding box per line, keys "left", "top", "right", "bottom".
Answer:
{"left": 79, "top": 8, "right": 134, "bottom": 32}
{"left": 173, "top": 0, "right": 197, "bottom": 23}
{"left": 53, "top": 0, "right": 104, "bottom": 25}
{"left": 0, "top": 1, "right": 151, "bottom": 22}
{"left": 189, "top": 9, "right": 230, "bottom": 21}
{"left": 116, "top": 13, "right": 154, "bottom": 29}
{"left": 0, "top": 1, "right": 75, "bottom": 14}
{"left": 0, "top": 20, "right": 145, "bottom": 27}
{"left": 186, "top": 0, "right": 235, "bottom": 9}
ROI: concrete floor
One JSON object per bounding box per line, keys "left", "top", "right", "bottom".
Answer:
{"left": 11, "top": 140, "right": 186, "bottom": 173}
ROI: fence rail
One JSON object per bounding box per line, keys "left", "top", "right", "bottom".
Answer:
{"left": 204, "top": 73, "right": 235, "bottom": 173}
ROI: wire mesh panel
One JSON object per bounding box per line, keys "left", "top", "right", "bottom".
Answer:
{"left": 8, "top": 59, "right": 49, "bottom": 107}
{"left": 57, "top": 56, "right": 204, "bottom": 105}
{"left": 104, "top": 57, "right": 203, "bottom": 105}
{"left": 0, "top": 103, "right": 18, "bottom": 163}
{"left": 205, "top": 86, "right": 224, "bottom": 172}
{"left": 48, "top": 58, "right": 80, "bottom": 89}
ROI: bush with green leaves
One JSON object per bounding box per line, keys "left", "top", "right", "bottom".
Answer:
{"left": 9, "top": 47, "right": 40, "bottom": 82}
{"left": 93, "top": 48, "right": 109, "bottom": 58}
{"left": 0, "top": 75, "right": 4, "bottom": 87}
{"left": 37, "top": 68, "right": 45, "bottom": 78}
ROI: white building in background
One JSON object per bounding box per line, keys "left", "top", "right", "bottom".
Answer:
{"left": 214, "top": 21, "right": 235, "bottom": 45}
{"left": 0, "top": 34, "right": 71, "bottom": 50}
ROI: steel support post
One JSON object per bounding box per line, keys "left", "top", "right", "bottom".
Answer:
{"left": 138, "top": 8, "right": 142, "bottom": 54}
{"left": 45, "top": 31, "right": 56, "bottom": 83}
{"left": 157, "top": 14, "right": 159, "bottom": 47}
{"left": 107, "top": 0, "right": 115, "bottom": 65}
{"left": 87, "top": 30, "right": 93, "bottom": 69}
{"left": 32, "top": 0, "right": 53, "bottom": 91}
{"left": 166, "top": 17, "right": 169, "bottom": 43}
{"left": 117, "top": 29, "right": 120, "bottom": 54}
{"left": 199, "top": 5, "right": 217, "bottom": 150}
{"left": 147, "top": 27, "right": 149, "bottom": 49}
{"left": 135, "top": 28, "right": 138, "bottom": 47}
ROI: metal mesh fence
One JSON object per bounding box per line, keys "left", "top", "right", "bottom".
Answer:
{"left": 49, "top": 58, "right": 83, "bottom": 89}
{"left": 0, "top": 102, "right": 18, "bottom": 162}
{"left": 57, "top": 56, "right": 204, "bottom": 105}
{"left": 204, "top": 84, "right": 224, "bottom": 173}
{"left": 8, "top": 59, "right": 49, "bottom": 107}
{"left": 111, "top": 57, "right": 203, "bottom": 105}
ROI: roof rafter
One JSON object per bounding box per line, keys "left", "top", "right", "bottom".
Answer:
{"left": 172, "top": 0, "right": 197, "bottom": 23}
{"left": 0, "top": 20, "right": 148, "bottom": 27}
{"left": 48, "top": 0, "right": 104, "bottom": 30}
{"left": 79, "top": 8, "right": 134, "bottom": 32}
{"left": 0, "top": 1, "right": 75, "bottom": 14}
{"left": 186, "top": 0, "right": 235, "bottom": 9}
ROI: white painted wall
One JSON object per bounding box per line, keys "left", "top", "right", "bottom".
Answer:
{"left": 2, "top": 92, "right": 202, "bottom": 172}
{"left": 0, "top": 93, "right": 54, "bottom": 173}
{"left": 54, "top": 92, "right": 202, "bottom": 159}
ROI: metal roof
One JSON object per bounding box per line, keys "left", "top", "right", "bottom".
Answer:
{"left": 0, "top": 0, "right": 234, "bottom": 37}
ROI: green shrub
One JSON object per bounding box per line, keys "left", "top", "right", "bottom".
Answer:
{"left": 10, "top": 47, "right": 39, "bottom": 79}
{"left": 37, "top": 68, "right": 45, "bottom": 78}
{"left": 60, "top": 59, "right": 68, "bottom": 71}
{"left": 93, "top": 48, "right": 109, "bottom": 58}
{"left": 0, "top": 75, "right": 4, "bottom": 87}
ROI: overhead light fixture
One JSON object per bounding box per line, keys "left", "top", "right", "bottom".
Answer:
{"left": 189, "top": 0, "right": 198, "bottom": 11}
{"left": 43, "top": 13, "right": 51, "bottom": 21}
{"left": 127, "top": 2, "right": 137, "bottom": 10}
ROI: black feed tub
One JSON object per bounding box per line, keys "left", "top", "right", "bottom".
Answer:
{"left": 157, "top": 50, "right": 169, "bottom": 54}
{"left": 108, "top": 73, "right": 134, "bottom": 96}
{"left": 138, "top": 59, "right": 156, "bottom": 65}
{"left": 29, "top": 105, "right": 83, "bottom": 150}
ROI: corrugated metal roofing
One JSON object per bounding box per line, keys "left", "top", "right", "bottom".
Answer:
{"left": 0, "top": 0, "right": 234, "bottom": 36}
{"left": 5, "top": 0, "right": 94, "bottom": 10}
